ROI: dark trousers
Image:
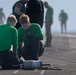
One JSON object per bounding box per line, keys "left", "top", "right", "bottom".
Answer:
{"left": 61, "top": 21, "right": 67, "bottom": 34}
{"left": 21, "top": 38, "right": 44, "bottom": 60}
{"left": 45, "top": 20, "right": 53, "bottom": 47}
{"left": 0, "top": 50, "right": 20, "bottom": 69}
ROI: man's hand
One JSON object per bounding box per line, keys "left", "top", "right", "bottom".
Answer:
{"left": 24, "top": 33, "right": 32, "bottom": 41}
{"left": 18, "top": 53, "right": 21, "bottom": 59}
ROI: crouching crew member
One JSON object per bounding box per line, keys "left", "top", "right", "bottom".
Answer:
{"left": 18, "top": 14, "right": 44, "bottom": 60}
{"left": 0, "top": 15, "right": 20, "bottom": 69}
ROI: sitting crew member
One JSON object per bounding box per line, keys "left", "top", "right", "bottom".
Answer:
{"left": 18, "top": 14, "right": 44, "bottom": 60}
{"left": 0, "top": 15, "right": 20, "bottom": 69}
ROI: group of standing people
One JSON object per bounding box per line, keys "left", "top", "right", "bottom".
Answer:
{"left": 12, "top": 0, "right": 44, "bottom": 29}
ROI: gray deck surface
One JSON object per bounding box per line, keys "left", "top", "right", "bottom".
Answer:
{"left": 1, "top": 33, "right": 76, "bottom": 75}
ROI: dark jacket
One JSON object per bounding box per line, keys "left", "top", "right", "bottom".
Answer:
{"left": 26, "top": 0, "right": 44, "bottom": 28}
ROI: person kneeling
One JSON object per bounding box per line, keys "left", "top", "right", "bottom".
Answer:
{"left": 18, "top": 14, "right": 44, "bottom": 60}
{"left": 0, "top": 15, "right": 20, "bottom": 69}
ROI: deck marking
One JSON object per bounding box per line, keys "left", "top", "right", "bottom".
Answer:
{"left": 14, "top": 70, "right": 19, "bottom": 74}
{"left": 40, "top": 70, "right": 45, "bottom": 74}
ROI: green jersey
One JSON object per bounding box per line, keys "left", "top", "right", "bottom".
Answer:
{"left": 59, "top": 12, "right": 68, "bottom": 22}
{"left": 0, "top": 24, "right": 18, "bottom": 54}
{"left": 45, "top": 5, "right": 53, "bottom": 21}
{"left": 18, "top": 23, "right": 43, "bottom": 52}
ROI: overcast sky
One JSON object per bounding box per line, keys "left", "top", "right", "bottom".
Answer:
{"left": 0, "top": 0, "right": 76, "bottom": 33}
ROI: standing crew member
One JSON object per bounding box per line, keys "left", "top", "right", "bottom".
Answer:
{"left": 12, "top": 0, "right": 28, "bottom": 29}
{"left": 44, "top": 1, "right": 54, "bottom": 47}
{"left": 26, "top": 0, "right": 44, "bottom": 28}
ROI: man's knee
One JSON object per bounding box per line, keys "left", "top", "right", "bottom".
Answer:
{"left": 38, "top": 42, "right": 44, "bottom": 57}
